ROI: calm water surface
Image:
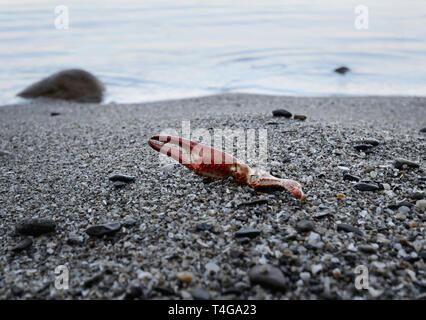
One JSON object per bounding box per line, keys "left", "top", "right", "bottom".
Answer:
{"left": 0, "top": 0, "right": 425, "bottom": 105}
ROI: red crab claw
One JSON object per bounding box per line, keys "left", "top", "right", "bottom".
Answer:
{"left": 148, "top": 135, "right": 304, "bottom": 200}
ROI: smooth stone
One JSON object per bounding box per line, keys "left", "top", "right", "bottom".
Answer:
{"left": 176, "top": 271, "right": 193, "bottom": 283}
{"left": 354, "top": 144, "right": 374, "bottom": 152}
{"left": 337, "top": 223, "right": 364, "bottom": 237}
{"left": 122, "top": 218, "right": 138, "bottom": 227}
{"left": 17, "top": 69, "right": 105, "bottom": 102}
{"left": 85, "top": 223, "right": 121, "bottom": 237}
{"left": 154, "top": 286, "right": 175, "bottom": 296}
{"left": 293, "top": 114, "right": 307, "bottom": 121}
{"left": 272, "top": 109, "right": 292, "bottom": 118}
{"left": 249, "top": 265, "right": 287, "bottom": 291}
{"left": 394, "top": 158, "right": 420, "bottom": 170}
{"left": 296, "top": 220, "right": 315, "bottom": 232}
{"left": 334, "top": 66, "right": 350, "bottom": 74}
{"left": 191, "top": 288, "right": 211, "bottom": 300}
{"left": 16, "top": 219, "right": 56, "bottom": 236}
{"left": 354, "top": 183, "right": 380, "bottom": 191}
{"left": 235, "top": 228, "right": 261, "bottom": 239}
{"left": 357, "top": 139, "right": 380, "bottom": 146}
{"left": 67, "top": 233, "right": 84, "bottom": 245}
{"left": 11, "top": 237, "right": 33, "bottom": 252}
{"left": 124, "top": 286, "right": 144, "bottom": 300}
{"left": 410, "top": 192, "right": 425, "bottom": 200}
{"left": 398, "top": 206, "right": 411, "bottom": 214}
{"left": 109, "top": 174, "right": 136, "bottom": 183}
{"left": 416, "top": 200, "right": 426, "bottom": 211}
{"left": 50, "top": 112, "right": 60, "bottom": 116}
{"left": 359, "top": 245, "right": 377, "bottom": 253}
{"left": 343, "top": 174, "right": 360, "bottom": 182}
{"left": 388, "top": 201, "right": 414, "bottom": 210}
{"left": 420, "top": 127, "right": 426, "bottom": 133}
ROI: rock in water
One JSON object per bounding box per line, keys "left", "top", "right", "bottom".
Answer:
{"left": 334, "top": 66, "right": 350, "bottom": 75}
{"left": 249, "top": 265, "right": 287, "bottom": 291}
{"left": 17, "top": 69, "right": 105, "bottom": 103}
{"left": 16, "top": 219, "right": 56, "bottom": 236}
{"left": 272, "top": 109, "right": 292, "bottom": 118}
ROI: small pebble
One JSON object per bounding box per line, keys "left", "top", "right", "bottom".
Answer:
{"left": 296, "top": 220, "right": 315, "bottom": 233}
{"left": 249, "top": 265, "right": 287, "bottom": 291}
{"left": 394, "top": 158, "right": 420, "bottom": 170}
{"left": 16, "top": 219, "right": 56, "bottom": 236}
{"left": 177, "top": 271, "right": 193, "bottom": 283}
{"left": 109, "top": 174, "right": 136, "bottom": 183}
{"left": 235, "top": 228, "right": 261, "bottom": 239}
{"left": 343, "top": 174, "right": 360, "bottom": 182}
{"left": 354, "top": 144, "right": 374, "bottom": 152}
{"left": 293, "top": 114, "right": 307, "bottom": 121}
{"left": 11, "top": 237, "right": 33, "bottom": 252}
{"left": 415, "top": 200, "right": 426, "bottom": 212}
{"left": 354, "top": 183, "right": 380, "bottom": 191}
{"left": 191, "top": 288, "right": 211, "bottom": 300}
{"left": 86, "top": 223, "right": 121, "bottom": 237}
{"left": 410, "top": 192, "right": 425, "bottom": 200}
{"left": 337, "top": 223, "right": 363, "bottom": 237}
{"left": 419, "top": 127, "right": 426, "bottom": 133}
{"left": 334, "top": 66, "right": 350, "bottom": 74}
{"left": 272, "top": 109, "right": 292, "bottom": 118}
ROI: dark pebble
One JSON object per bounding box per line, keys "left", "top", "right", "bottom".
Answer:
{"left": 113, "top": 181, "right": 127, "bottom": 189}
{"left": 50, "top": 112, "right": 60, "bottom": 116}
{"left": 191, "top": 288, "right": 211, "bottom": 300}
{"left": 293, "top": 114, "right": 307, "bottom": 121}
{"left": 237, "top": 198, "right": 268, "bottom": 207}
{"left": 354, "top": 144, "right": 374, "bottom": 152}
{"left": 86, "top": 223, "right": 121, "bottom": 237}
{"left": 11, "top": 237, "right": 33, "bottom": 252}
{"left": 16, "top": 219, "right": 56, "bottom": 236}
{"left": 337, "top": 223, "right": 363, "bottom": 237}
{"left": 394, "top": 158, "right": 420, "bottom": 170}
{"left": 196, "top": 223, "right": 213, "bottom": 232}
{"left": 296, "top": 220, "right": 315, "bottom": 232}
{"left": 266, "top": 121, "right": 279, "bottom": 125}
{"left": 334, "top": 66, "right": 350, "bottom": 74}
{"left": 272, "top": 109, "right": 292, "bottom": 118}
{"left": 236, "top": 237, "right": 251, "bottom": 244}
{"left": 388, "top": 200, "right": 414, "bottom": 210}
{"left": 420, "top": 127, "right": 426, "bottom": 133}
{"left": 122, "top": 218, "right": 138, "bottom": 227}
{"left": 83, "top": 272, "right": 104, "bottom": 288}
{"left": 354, "top": 183, "right": 380, "bottom": 191}
{"left": 343, "top": 174, "right": 360, "bottom": 182}
{"left": 154, "top": 286, "right": 175, "bottom": 296}
{"left": 235, "top": 228, "right": 261, "bottom": 239}
{"left": 11, "top": 286, "right": 24, "bottom": 297}
{"left": 410, "top": 192, "right": 425, "bottom": 200}
{"left": 109, "top": 174, "right": 136, "bottom": 183}
{"left": 249, "top": 265, "right": 287, "bottom": 292}
{"left": 355, "top": 139, "right": 380, "bottom": 146}
{"left": 124, "top": 286, "right": 144, "bottom": 300}
{"left": 358, "top": 245, "right": 377, "bottom": 254}
{"left": 419, "top": 251, "right": 426, "bottom": 261}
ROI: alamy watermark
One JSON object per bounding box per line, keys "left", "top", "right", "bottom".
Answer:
{"left": 354, "top": 265, "right": 369, "bottom": 290}
{"left": 354, "top": 5, "right": 369, "bottom": 30}
{"left": 54, "top": 5, "right": 69, "bottom": 30}
{"left": 55, "top": 265, "right": 69, "bottom": 290}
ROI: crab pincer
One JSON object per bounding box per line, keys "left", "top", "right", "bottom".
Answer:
{"left": 148, "top": 135, "right": 304, "bottom": 200}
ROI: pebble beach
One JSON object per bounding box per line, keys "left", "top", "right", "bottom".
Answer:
{"left": 0, "top": 93, "right": 425, "bottom": 300}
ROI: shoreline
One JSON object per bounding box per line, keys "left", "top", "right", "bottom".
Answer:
{"left": 0, "top": 94, "right": 425, "bottom": 299}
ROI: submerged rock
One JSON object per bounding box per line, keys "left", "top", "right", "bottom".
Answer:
{"left": 17, "top": 69, "right": 105, "bottom": 103}
{"left": 334, "top": 66, "right": 350, "bottom": 75}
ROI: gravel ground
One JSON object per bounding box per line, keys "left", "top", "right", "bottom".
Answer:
{"left": 0, "top": 93, "right": 425, "bottom": 300}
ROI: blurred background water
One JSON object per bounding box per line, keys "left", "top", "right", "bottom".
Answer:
{"left": 0, "top": 0, "right": 425, "bottom": 105}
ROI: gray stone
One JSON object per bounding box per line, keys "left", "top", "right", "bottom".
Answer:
{"left": 296, "top": 220, "right": 315, "bottom": 232}
{"left": 16, "top": 219, "right": 56, "bottom": 236}
{"left": 86, "top": 223, "right": 121, "bottom": 237}
{"left": 249, "top": 265, "right": 287, "bottom": 291}
{"left": 191, "top": 288, "right": 211, "bottom": 300}
{"left": 17, "top": 69, "right": 105, "bottom": 103}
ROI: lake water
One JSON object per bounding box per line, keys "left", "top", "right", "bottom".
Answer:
{"left": 1, "top": 0, "right": 425, "bottom": 105}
